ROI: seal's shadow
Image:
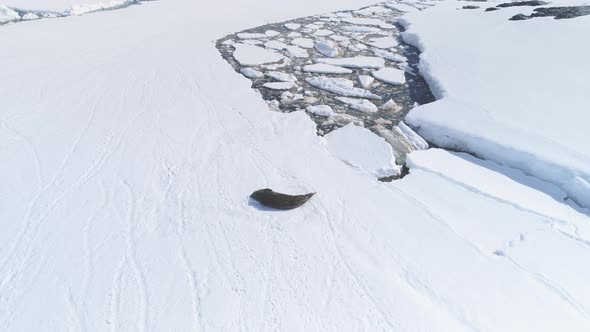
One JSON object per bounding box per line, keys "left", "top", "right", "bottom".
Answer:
{"left": 248, "top": 198, "right": 288, "bottom": 212}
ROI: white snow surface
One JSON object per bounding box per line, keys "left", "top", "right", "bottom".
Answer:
{"left": 402, "top": 0, "right": 590, "bottom": 208}
{"left": 324, "top": 124, "right": 401, "bottom": 178}
{"left": 2, "top": 0, "right": 590, "bottom": 331}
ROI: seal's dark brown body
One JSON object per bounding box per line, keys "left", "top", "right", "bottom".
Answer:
{"left": 250, "top": 189, "right": 315, "bottom": 210}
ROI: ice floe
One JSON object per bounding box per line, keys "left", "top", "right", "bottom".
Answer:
{"left": 314, "top": 41, "right": 340, "bottom": 57}
{"left": 355, "top": 5, "right": 393, "bottom": 16}
{"left": 302, "top": 63, "right": 353, "bottom": 74}
{"left": 380, "top": 99, "right": 402, "bottom": 113}
{"left": 306, "top": 105, "right": 336, "bottom": 117}
{"left": 305, "top": 76, "right": 380, "bottom": 99}
{"left": 291, "top": 37, "right": 314, "bottom": 48}
{"left": 368, "top": 36, "right": 399, "bottom": 49}
{"left": 324, "top": 123, "right": 401, "bottom": 178}
{"left": 342, "top": 17, "right": 395, "bottom": 29}
{"left": 285, "top": 45, "right": 309, "bottom": 58}
{"left": 313, "top": 29, "right": 334, "bottom": 36}
{"left": 335, "top": 97, "right": 379, "bottom": 113}
{"left": 237, "top": 32, "right": 267, "bottom": 40}
{"left": 341, "top": 25, "right": 384, "bottom": 33}
{"left": 240, "top": 67, "right": 263, "bottom": 79}
{"left": 317, "top": 56, "right": 385, "bottom": 69}
{"left": 265, "top": 30, "right": 280, "bottom": 37}
{"left": 358, "top": 75, "right": 375, "bottom": 89}
{"left": 372, "top": 67, "right": 406, "bottom": 85}
{"left": 266, "top": 71, "right": 297, "bottom": 82}
{"left": 371, "top": 48, "right": 405, "bottom": 62}
{"left": 232, "top": 44, "right": 283, "bottom": 66}
{"left": 284, "top": 23, "right": 300, "bottom": 30}
{"left": 263, "top": 82, "right": 297, "bottom": 90}
{"left": 264, "top": 40, "right": 289, "bottom": 50}
{"left": 376, "top": 123, "right": 428, "bottom": 162}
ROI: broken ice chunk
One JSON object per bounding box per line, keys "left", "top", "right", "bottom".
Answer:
{"left": 372, "top": 48, "right": 406, "bottom": 62}
{"left": 380, "top": 99, "right": 402, "bottom": 113}
{"left": 314, "top": 41, "right": 340, "bottom": 58}
{"left": 372, "top": 67, "right": 406, "bottom": 85}
{"left": 348, "top": 44, "right": 368, "bottom": 52}
{"left": 355, "top": 6, "right": 393, "bottom": 16}
{"left": 314, "top": 29, "right": 334, "bottom": 37}
{"left": 318, "top": 56, "right": 385, "bottom": 69}
{"left": 376, "top": 123, "right": 428, "bottom": 163}
{"left": 233, "top": 44, "right": 284, "bottom": 66}
{"left": 335, "top": 97, "right": 379, "bottom": 113}
{"left": 240, "top": 67, "right": 264, "bottom": 79}
{"left": 368, "top": 36, "right": 399, "bottom": 49}
{"left": 263, "top": 82, "right": 297, "bottom": 90}
{"left": 303, "top": 64, "right": 353, "bottom": 74}
{"left": 341, "top": 17, "right": 395, "bottom": 29}
{"left": 291, "top": 38, "right": 315, "bottom": 49}
{"left": 341, "top": 25, "right": 383, "bottom": 33}
{"left": 265, "top": 30, "right": 281, "bottom": 37}
{"left": 325, "top": 123, "right": 401, "bottom": 178}
{"left": 237, "top": 32, "right": 268, "bottom": 40}
{"left": 358, "top": 75, "right": 375, "bottom": 89}
{"left": 306, "top": 105, "right": 336, "bottom": 117}
{"left": 285, "top": 45, "right": 309, "bottom": 58}
{"left": 284, "top": 23, "right": 301, "bottom": 30}
{"left": 306, "top": 77, "right": 380, "bottom": 99}
{"left": 264, "top": 40, "right": 289, "bottom": 50}
{"left": 266, "top": 71, "right": 297, "bottom": 82}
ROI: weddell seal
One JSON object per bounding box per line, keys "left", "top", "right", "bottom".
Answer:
{"left": 250, "top": 188, "right": 315, "bottom": 210}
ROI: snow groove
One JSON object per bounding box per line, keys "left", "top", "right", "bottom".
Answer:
{"left": 317, "top": 199, "right": 400, "bottom": 331}
{"left": 498, "top": 254, "right": 590, "bottom": 321}
{"left": 121, "top": 180, "right": 149, "bottom": 332}
{"left": 409, "top": 164, "right": 590, "bottom": 247}
{"left": 388, "top": 184, "right": 490, "bottom": 257}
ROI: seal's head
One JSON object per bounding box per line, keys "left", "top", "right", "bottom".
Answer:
{"left": 250, "top": 188, "right": 273, "bottom": 201}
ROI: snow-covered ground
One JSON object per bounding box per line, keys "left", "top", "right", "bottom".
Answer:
{"left": 2, "top": 0, "right": 590, "bottom": 331}
{"left": 401, "top": 0, "right": 590, "bottom": 208}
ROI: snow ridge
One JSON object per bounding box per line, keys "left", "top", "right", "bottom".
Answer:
{"left": 400, "top": 4, "right": 590, "bottom": 208}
